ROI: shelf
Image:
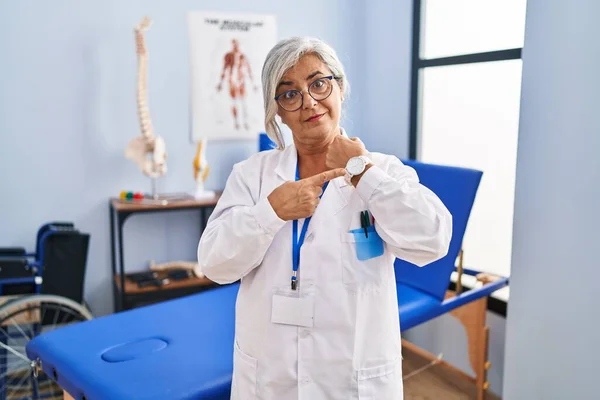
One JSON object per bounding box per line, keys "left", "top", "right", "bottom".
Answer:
{"left": 109, "top": 194, "right": 221, "bottom": 312}
{"left": 115, "top": 271, "right": 216, "bottom": 295}
{"left": 111, "top": 192, "right": 221, "bottom": 213}
{"left": 114, "top": 271, "right": 219, "bottom": 310}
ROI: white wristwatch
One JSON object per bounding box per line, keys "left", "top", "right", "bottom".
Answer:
{"left": 345, "top": 155, "right": 372, "bottom": 179}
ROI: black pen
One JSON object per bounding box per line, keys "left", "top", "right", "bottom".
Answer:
{"left": 361, "top": 211, "right": 369, "bottom": 238}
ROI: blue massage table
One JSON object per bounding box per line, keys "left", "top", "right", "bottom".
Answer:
{"left": 25, "top": 159, "right": 508, "bottom": 400}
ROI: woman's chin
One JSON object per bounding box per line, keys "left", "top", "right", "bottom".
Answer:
{"left": 295, "top": 129, "right": 330, "bottom": 144}
{"left": 299, "top": 121, "right": 336, "bottom": 138}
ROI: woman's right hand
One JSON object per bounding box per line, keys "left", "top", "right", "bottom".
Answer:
{"left": 268, "top": 168, "right": 346, "bottom": 220}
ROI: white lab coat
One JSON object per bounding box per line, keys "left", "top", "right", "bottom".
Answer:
{"left": 197, "top": 138, "right": 452, "bottom": 400}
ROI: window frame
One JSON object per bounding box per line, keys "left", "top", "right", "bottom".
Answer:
{"left": 407, "top": 0, "right": 524, "bottom": 315}
{"left": 408, "top": 0, "right": 523, "bottom": 159}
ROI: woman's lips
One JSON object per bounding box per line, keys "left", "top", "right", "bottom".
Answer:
{"left": 306, "top": 113, "right": 325, "bottom": 122}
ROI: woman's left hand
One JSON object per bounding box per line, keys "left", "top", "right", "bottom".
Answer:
{"left": 326, "top": 135, "right": 368, "bottom": 169}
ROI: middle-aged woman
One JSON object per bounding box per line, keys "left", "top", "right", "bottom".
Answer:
{"left": 197, "top": 36, "right": 452, "bottom": 400}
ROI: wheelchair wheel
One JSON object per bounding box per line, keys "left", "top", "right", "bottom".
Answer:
{"left": 0, "top": 294, "right": 92, "bottom": 400}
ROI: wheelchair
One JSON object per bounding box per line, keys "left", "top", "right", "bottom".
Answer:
{"left": 0, "top": 222, "right": 93, "bottom": 400}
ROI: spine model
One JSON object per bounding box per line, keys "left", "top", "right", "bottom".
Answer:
{"left": 136, "top": 17, "right": 153, "bottom": 142}
{"left": 125, "top": 16, "right": 167, "bottom": 179}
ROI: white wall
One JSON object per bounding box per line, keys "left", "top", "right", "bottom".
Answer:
{"left": 363, "top": 0, "right": 414, "bottom": 157}
{"left": 503, "top": 0, "right": 600, "bottom": 398}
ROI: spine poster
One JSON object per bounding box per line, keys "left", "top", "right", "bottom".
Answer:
{"left": 188, "top": 11, "right": 277, "bottom": 141}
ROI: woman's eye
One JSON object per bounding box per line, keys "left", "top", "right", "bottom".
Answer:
{"left": 284, "top": 91, "right": 297, "bottom": 99}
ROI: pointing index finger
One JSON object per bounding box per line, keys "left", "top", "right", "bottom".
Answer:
{"left": 305, "top": 168, "right": 347, "bottom": 185}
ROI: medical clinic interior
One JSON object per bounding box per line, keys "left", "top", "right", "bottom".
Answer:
{"left": 0, "top": 1, "right": 596, "bottom": 399}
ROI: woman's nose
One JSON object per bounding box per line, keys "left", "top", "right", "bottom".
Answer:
{"left": 302, "top": 91, "right": 317, "bottom": 109}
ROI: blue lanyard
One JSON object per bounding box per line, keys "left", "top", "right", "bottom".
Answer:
{"left": 291, "top": 162, "right": 328, "bottom": 290}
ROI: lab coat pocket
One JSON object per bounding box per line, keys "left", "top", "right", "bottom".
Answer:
{"left": 357, "top": 357, "right": 403, "bottom": 400}
{"left": 341, "top": 226, "right": 386, "bottom": 290}
{"left": 232, "top": 340, "right": 258, "bottom": 399}
{"left": 348, "top": 226, "right": 384, "bottom": 261}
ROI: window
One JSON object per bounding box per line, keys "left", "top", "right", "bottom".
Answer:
{"left": 409, "top": 0, "right": 527, "bottom": 281}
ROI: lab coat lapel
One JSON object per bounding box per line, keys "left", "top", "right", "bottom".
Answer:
{"left": 274, "top": 145, "right": 297, "bottom": 183}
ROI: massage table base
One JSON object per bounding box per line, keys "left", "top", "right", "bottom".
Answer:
{"left": 403, "top": 287, "right": 492, "bottom": 400}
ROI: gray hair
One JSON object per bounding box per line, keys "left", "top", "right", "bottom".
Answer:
{"left": 261, "top": 37, "right": 349, "bottom": 149}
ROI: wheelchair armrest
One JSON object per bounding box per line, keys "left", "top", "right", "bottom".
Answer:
{"left": 0, "top": 247, "right": 27, "bottom": 257}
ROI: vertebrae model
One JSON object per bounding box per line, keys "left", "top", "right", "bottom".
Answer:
{"left": 125, "top": 16, "right": 167, "bottom": 178}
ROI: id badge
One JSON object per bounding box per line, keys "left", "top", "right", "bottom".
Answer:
{"left": 271, "top": 293, "right": 315, "bottom": 328}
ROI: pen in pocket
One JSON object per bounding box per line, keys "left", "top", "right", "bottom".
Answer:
{"left": 360, "top": 211, "right": 371, "bottom": 237}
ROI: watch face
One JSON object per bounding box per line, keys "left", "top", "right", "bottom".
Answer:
{"left": 347, "top": 157, "right": 364, "bottom": 175}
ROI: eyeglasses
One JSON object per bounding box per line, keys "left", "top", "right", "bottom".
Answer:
{"left": 274, "top": 75, "right": 341, "bottom": 112}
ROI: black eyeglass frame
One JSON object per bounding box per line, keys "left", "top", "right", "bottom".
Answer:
{"left": 274, "top": 75, "right": 342, "bottom": 112}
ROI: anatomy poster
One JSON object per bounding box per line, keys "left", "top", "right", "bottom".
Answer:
{"left": 188, "top": 11, "right": 277, "bottom": 141}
